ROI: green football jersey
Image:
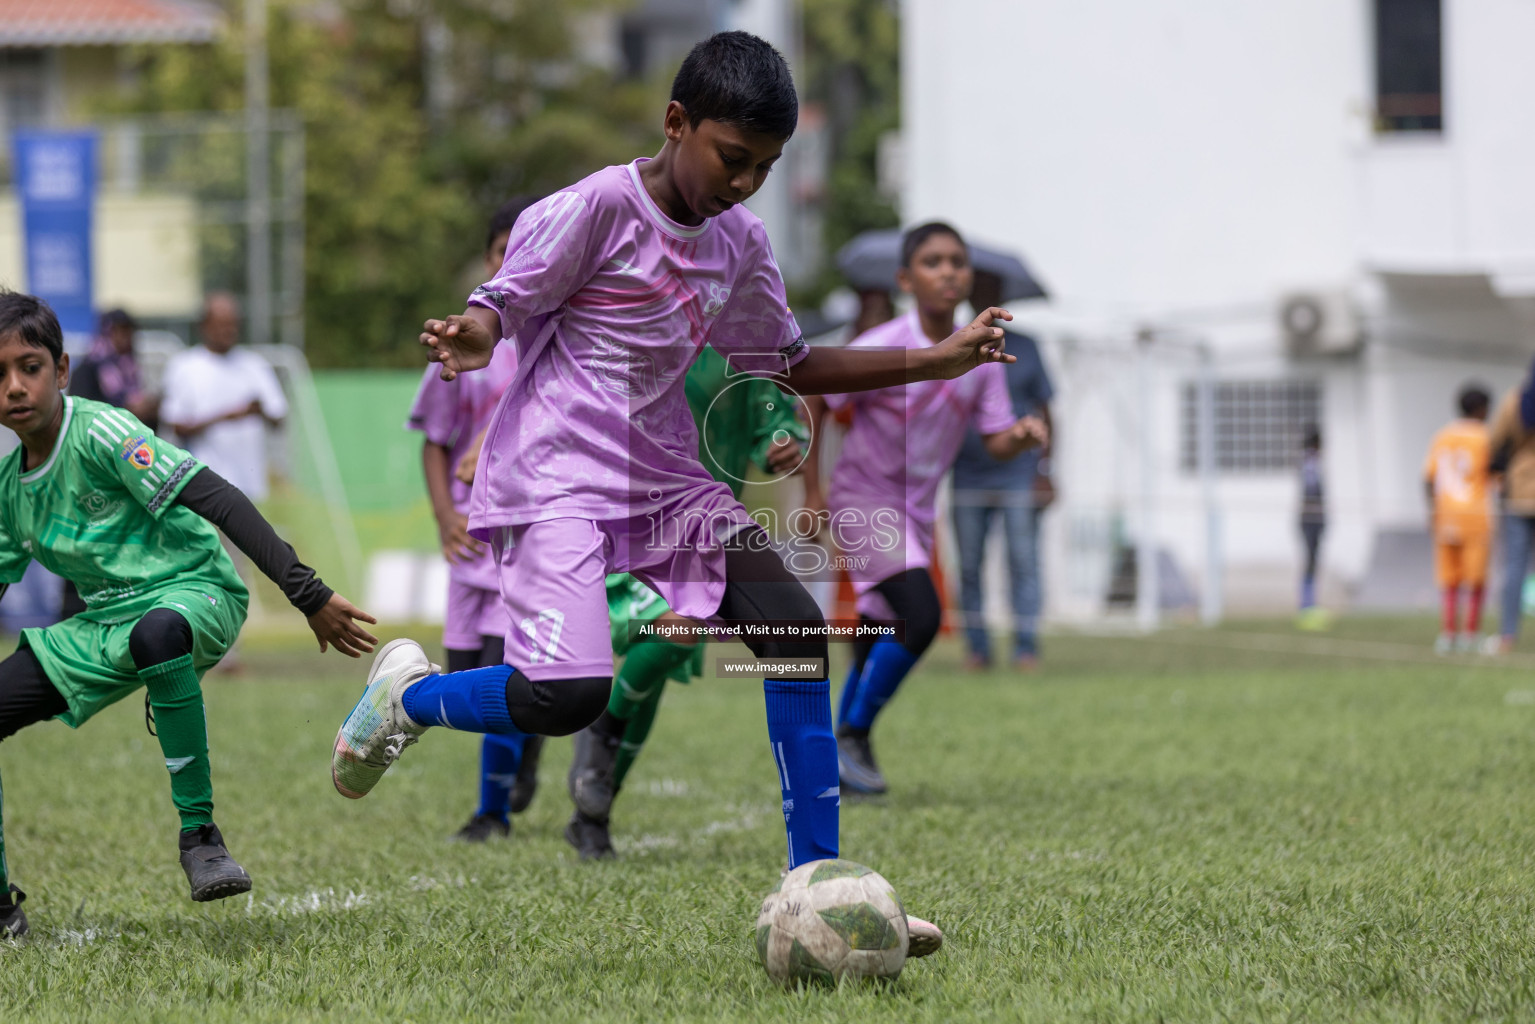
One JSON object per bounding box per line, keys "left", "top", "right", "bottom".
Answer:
{"left": 0, "top": 397, "right": 247, "bottom": 622}
{"left": 684, "top": 346, "right": 807, "bottom": 499}
{"left": 604, "top": 348, "right": 810, "bottom": 609}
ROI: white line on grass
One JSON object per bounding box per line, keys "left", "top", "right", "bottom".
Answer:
{"left": 245, "top": 888, "right": 372, "bottom": 916}
{"left": 54, "top": 926, "right": 118, "bottom": 947}
{"left": 409, "top": 874, "right": 476, "bottom": 892}
{"left": 626, "top": 803, "right": 774, "bottom": 857}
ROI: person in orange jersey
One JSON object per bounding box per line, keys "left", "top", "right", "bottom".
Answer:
{"left": 1424, "top": 385, "right": 1493, "bottom": 654}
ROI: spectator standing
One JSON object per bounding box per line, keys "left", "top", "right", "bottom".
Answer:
{"left": 160, "top": 293, "right": 287, "bottom": 502}
{"left": 949, "top": 270, "right": 1055, "bottom": 670}
{"left": 1486, "top": 364, "right": 1535, "bottom": 653}
{"left": 1297, "top": 426, "right": 1327, "bottom": 629}
{"left": 70, "top": 308, "right": 159, "bottom": 428}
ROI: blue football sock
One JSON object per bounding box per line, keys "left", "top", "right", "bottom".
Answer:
{"left": 477, "top": 734, "right": 525, "bottom": 822}
{"left": 842, "top": 638, "right": 919, "bottom": 732}
{"left": 1300, "top": 579, "right": 1317, "bottom": 610}
{"left": 835, "top": 658, "right": 861, "bottom": 729}
{"left": 764, "top": 679, "right": 839, "bottom": 868}
{"left": 401, "top": 664, "right": 522, "bottom": 735}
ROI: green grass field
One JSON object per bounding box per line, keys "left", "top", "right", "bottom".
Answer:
{"left": 3, "top": 617, "right": 1535, "bottom": 1022}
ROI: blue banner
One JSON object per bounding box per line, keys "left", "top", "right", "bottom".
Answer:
{"left": 12, "top": 130, "right": 97, "bottom": 336}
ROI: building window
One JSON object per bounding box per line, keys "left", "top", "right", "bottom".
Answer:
{"left": 618, "top": 23, "right": 647, "bottom": 80}
{"left": 0, "top": 49, "right": 50, "bottom": 132}
{"left": 1374, "top": 0, "right": 1442, "bottom": 133}
{"left": 1180, "top": 380, "right": 1322, "bottom": 474}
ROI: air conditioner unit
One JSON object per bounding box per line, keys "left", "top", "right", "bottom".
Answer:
{"left": 1278, "top": 290, "right": 1364, "bottom": 356}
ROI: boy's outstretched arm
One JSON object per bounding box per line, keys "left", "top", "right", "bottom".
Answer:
{"left": 420, "top": 307, "right": 501, "bottom": 381}
{"left": 175, "top": 469, "right": 379, "bottom": 657}
{"left": 779, "top": 308, "right": 1017, "bottom": 396}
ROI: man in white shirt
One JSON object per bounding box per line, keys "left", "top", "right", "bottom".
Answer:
{"left": 161, "top": 293, "right": 287, "bottom": 502}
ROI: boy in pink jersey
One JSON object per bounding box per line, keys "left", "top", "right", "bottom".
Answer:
{"left": 807, "top": 223, "right": 1046, "bottom": 796}
{"left": 406, "top": 197, "right": 544, "bottom": 842}
{"left": 331, "top": 33, "right": 1019, "bottom": 898}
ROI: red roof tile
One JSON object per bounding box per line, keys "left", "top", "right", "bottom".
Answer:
{"left": 0, "top": 0, "right": 223, "bottom": 46}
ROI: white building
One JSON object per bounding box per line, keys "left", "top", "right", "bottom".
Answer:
{"left": 904, "top": 0, "right": 1535, "bottom": 617}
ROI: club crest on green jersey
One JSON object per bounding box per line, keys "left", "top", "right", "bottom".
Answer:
{"left": 76, "top": 490, "right": 124, "bottom": 522}
{"left": 119, "top": 435, "right": 155, "bottom": 470}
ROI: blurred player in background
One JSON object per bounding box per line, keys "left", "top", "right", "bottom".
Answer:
{"left": 0, "top": 291, "right": 376, "bottom": 940}
{"left": 407, "top": 197, "right": 544, "bottom": 843}
{"left": 803, "top": 222, "right": 1047, "bottom": 796}
{"left": 564, "top": 346, "right": 806, "bottom": 860}
{"left": 1424, "top": 385, "right": 1492, "bottom": 654}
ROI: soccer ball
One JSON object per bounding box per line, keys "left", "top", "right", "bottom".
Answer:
{"left": 755, "top": 859, "right": 909, "bottom": 984}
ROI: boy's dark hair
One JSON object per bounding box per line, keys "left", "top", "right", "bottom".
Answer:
{"left": 901, "top": 221, "right": 967, "bottom": 268}
{"left": 486, "top": 195, "right": 540, "bottom": 253}
{"left": 1302, "top": 426, "right": 1322, "bottom": 451}
{"left": 1459, "top": 384, "right": 1491, "bottom": 418}
{"left": 671, "top": 31, "right": 798, "bottom": 140}
{"left": 0, "top": 290, "right": 63, "bottom": 363}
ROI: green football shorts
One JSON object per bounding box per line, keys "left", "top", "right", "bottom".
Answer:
{"left": 20, "top": 585, "right": 248, "bottom": 728}
{"left": 605, "top": 574, "right": 704, "bottom": 683}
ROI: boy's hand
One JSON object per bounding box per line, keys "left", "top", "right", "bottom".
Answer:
{"left": 1009, "top": 415, "right": 1050, "bottom": 452}
{"left": 931, "top": 307, "right": 1018, "bottom": 380}
{"left": 440, "top": 512, "right": 484, "bottom": 564}
{"left": 222, "top": 399, "right": 262, "bottom": 423}
{"left": 798, "top": 485, "right": 828, "bottom": 542}
{"left": 454, "top": 450, "right": 478, "bottom": 485}
{"left": 308, "top": 593, "right": 379, "bottom": 658}
{"left": 765, "top": 437, "right": 803, "bottom": 476}
{"left": 421, "top": 312, "right": 497, "bottom": 381}
{"left": 455, "top": 426, "right": 489, "bottom": 485}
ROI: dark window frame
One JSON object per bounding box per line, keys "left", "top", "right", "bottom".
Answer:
{"left": 1374, "top": 0, "right": 1444, "bottom": 134}
{"left": 1179, "top": 379, "right": 1323, "bottom": 475}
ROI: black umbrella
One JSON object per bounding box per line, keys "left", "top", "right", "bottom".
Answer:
{"left": 835, "top": 229, "right": 1048, "bottom": 301}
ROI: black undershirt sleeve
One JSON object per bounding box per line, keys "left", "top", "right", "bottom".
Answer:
{"left": 175, "top": 468, "right": 333, "bottom": 617}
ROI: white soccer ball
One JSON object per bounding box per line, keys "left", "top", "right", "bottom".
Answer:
{"left": 754, "top": 859, "right": 909, "bottom": 984}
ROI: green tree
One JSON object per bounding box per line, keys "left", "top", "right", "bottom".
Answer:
{"left": 799, "top": 0, "right": 901, "bottom": 301}
{"left": 109, "top": 0, "right": 659, "bottom": 367}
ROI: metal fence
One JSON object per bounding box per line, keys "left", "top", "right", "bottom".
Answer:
{"left": 2, "top": 109, "right": 304, "bottom": 350}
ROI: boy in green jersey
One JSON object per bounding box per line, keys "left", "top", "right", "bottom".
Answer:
{"left": 563, "top": 345, "right": 807, "bottom": 859}
{"left": 0, "top": 292, "right": 377, "bottom": 940}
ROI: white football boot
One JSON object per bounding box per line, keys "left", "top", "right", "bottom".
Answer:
{"left": 331, "top": 639, "right": 435, "bottom": 799}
